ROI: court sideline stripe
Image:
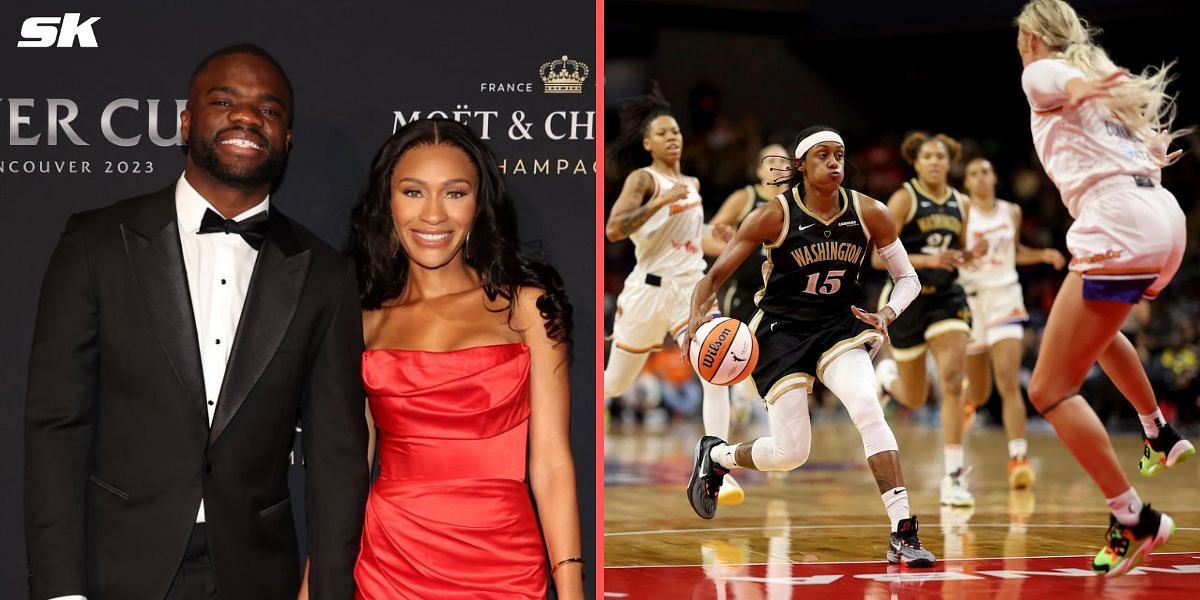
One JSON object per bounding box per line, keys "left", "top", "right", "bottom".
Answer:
{"left": 606, "top": 522, "right": 1200, "bottom": 536}
{"left": 605, "top": 550, "right": 1200, "bottom": 569}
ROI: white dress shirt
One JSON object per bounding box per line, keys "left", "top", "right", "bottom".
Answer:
{"left": 49, "top": 176, "right": 269, "bottom": 600}
{"left": 176, "top": 173, "right": 268, "bottom": 524}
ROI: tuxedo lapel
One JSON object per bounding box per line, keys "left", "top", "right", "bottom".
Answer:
{"left": 209, "top": 211, "right": 311, "bottom": 446}
{"left": 121, "top": 186, "right": 208, "bottom": 419}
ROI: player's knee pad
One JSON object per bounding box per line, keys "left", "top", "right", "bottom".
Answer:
{"left": 752, "top": 429, "right": 810, "bottom": 471}
{"left": 755, "top": 386, "right": 812, "bottom": 471}
{"left": 857, "top": 416, "right": 899, "bottom": 457}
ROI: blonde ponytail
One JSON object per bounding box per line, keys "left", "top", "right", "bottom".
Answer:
{"left": 1018, "top": 0, "right": 1191, "bottom": 162}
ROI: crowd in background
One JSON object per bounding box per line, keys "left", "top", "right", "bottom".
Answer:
{"left": 604, "top": 85, "right": 1200, "bottom": 433}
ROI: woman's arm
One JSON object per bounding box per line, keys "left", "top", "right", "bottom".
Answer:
{"left": 518, "top": 287, "right": 584, "bottom": 600}
{"left": 1010, "top": 204, "right": 1066, "bottom": 268}
{"left": 686, "top": 201, "right": 784, "bottom": 348}
{"left": 606, "top": 170, "right": 685, "bottom": 242}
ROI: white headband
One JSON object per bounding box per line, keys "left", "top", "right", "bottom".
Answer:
{"left": 794, "top": 131, "right": 845, "bottom": 159}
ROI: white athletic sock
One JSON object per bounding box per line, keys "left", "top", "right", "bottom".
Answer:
{"left": 882, "top": 487, "right": 910, "bottom": 532}
{"left": 702, "top": 381, "right": 731, "bottom": 440}
{"left": 1008, "top": 438, "right": 1028, "bottom": 459}
{"left": 1139, "top": 409, "right": 1164, "bottom": 439}
{"left": 710, "top": 443, "right": 739, "bottom": 470}
{"left": 944, "top": 444, "right": 964, "bottom": 476}
{"left": 1106, "top": 487, "right": 1144, "bottom": 527}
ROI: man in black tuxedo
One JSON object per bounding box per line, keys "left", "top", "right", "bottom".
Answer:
{"left": 24, "top": 44, "right": 368, "bottom": 600}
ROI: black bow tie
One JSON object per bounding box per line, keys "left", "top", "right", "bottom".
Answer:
{"left": 197, "top": 208, "right": 269, "bottom": 250}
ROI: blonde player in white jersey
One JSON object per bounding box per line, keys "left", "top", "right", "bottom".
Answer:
{"left": 959, "top": 157, "right": 1065, "bottom": 490}
{"left": 1017, "top": 0, "right": 1194, "bottom": 576}
{"left": 604, "top": 83, "right": 741, "bottom": 504}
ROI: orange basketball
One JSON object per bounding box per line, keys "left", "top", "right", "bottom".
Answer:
{"left": 688, "top": 317, "right": 759, "bottom": 386}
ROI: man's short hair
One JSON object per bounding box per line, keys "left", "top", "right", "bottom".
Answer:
{"left": 188, "top": 43, "right": 294, "bottom": 125}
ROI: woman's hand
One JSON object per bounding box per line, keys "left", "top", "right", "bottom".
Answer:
{"left": 1065, "top": 69, "right": 1128, "bottom": 109}
{"left": 1042, "top": 248, "right": 1067, "bottom": 270}
{"left": 931, "top": 249, "right": 965, "bottom": 270}
{"left": 969, "top": 236, "right": 989, "bottom": 261}
{"left": 682, "top": 310, "right": 714, "bottom": 361}
{"left": 661, "top": 181, "right": 691, "bottom": 204}
{"left": 851, "top": 305, "right": 895, "bottom": 346}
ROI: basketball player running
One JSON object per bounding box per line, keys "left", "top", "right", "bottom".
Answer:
{"left": 685, "top": 126, "right": 935, "bottom": 567}
{"left": 873, "top": 131, "right": 982, "bottom": 508}
{"left": 604, "top": 83, "right": 742, "bottom": 505}
{"left": 1017, "top": 0, "right": 1193, "bottom": 576}
{"left": 959, "top": 157, "right": 1066, "bottom": 489}
{"left": 708, "top": 143, "right": 792, "bottom": 406}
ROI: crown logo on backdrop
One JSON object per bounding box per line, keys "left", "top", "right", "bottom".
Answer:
{"left": 539, "top": 55, "right": 589, "bottom": 94}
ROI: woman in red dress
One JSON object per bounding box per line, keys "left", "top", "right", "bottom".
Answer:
{"left": 344, "top": 118, "right": 583, "bottom": 598}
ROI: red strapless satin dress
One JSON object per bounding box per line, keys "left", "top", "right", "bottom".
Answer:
{"left": 354, "top": 343, "right": 548, "bottom": 599}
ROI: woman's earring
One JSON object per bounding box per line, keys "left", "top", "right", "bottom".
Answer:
{"left": 464, "top": 230, "right": 472, "bottom": 259}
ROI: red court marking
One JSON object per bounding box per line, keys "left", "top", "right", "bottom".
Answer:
{"left": 605, "top": 552, "right": 1200, "bottom": 598}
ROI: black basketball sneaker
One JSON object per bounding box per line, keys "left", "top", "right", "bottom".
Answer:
{"left": 687, "top": 436, "right": 729, "bottom": 519}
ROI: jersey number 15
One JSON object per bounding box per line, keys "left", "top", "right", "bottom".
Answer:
{"left": 803, "top": 270, "right": 846, "bottom": 295}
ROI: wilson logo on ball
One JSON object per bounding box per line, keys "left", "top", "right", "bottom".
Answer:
{"left": 689, "top": 317, "right": 759, "bottom": 386}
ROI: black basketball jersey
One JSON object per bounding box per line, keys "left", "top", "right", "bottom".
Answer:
{"left": 897, "top": 178, "right": 965, "bottom": 292}
{"left": 727, "top": 184, "right": 776, "bottom": 288}
{"left": 757, "top": 187, "right": 871, "bottom": 321}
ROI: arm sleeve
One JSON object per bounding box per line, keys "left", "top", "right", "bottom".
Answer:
{"left": 1021, "top": 59, "right": 1085, "bottom": 111}
{"left": 301, "top": 260, "right": 369, "bottom": 599}
{"left": 877, "top": 238, "right": 921, "bottom": 319}
{"left": 25, "top": 214, "right": 98, "bottom": 600}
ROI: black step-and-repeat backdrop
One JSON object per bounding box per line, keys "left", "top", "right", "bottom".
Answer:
{"left": 1, "top": 1, "right": 596, "bottom": 596}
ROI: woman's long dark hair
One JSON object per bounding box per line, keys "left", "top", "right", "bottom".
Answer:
{"left": 610, "top": 80, "right": 673, "bottom": 172}
{"left": 347, "top": 118, "right": 572, "bottom": 356}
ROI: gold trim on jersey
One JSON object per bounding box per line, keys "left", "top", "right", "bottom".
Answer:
{"left": 748, "top": 309, "right": 765, "bottom": 334}
{"left": 816, "top": 329, "right": 884, "bottom": 382}
{"left": 755, "top": 251, "right": 774, "bottom": 308}
{"left": 911, "top": 178, "right": 954, "bottom": 205}
{"left": 765, "top": 193, "right": 791, "bottom": 249}
{"left": 850, "top": 190, "right": 872, "bottom": 244}
{"left": 791, "top": 186, "right": 848, "bottom": 226}
{"left": 892, "top": 343, "right": 927, "bottom": 362}
{"left": 902, "top": 182, "right": 919, "bottom": 224}
{"left": 764, "top": 372, "right": 814, "bottom": 405}
{"left": 925, "top": 318, "right": 971, "bottom": 341}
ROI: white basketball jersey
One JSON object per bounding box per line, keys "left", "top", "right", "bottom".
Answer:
{"left": 628, "top": 167, "right": 707, "bottom": 279}
{"left": 1022, "top": 58, "right": 1160, "bottom": 217}
{"left": 959, "top": 199, "right": 1018, "bottom": 292}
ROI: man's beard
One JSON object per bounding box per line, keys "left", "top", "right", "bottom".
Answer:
{"left": 189, "top": 127, "right": 287, "bottom": 188}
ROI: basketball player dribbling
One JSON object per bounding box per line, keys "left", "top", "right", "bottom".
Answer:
{"left": 959, "top": 156, "right": 1066, "bottom": 490}
{"left": 708, "top": 144, "right": 792, "bottom": 408}
{"left": 873, "top": 131, "right": 984, "bottom": 508}
{"left": 684, "top": 126, "right": 936, "bottom": 567}
{"left": 603, "top": 83, "right": 742, "bottom": 505}
{"left": 1017, "top": 0, "right": 1195, "bottom": 575}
